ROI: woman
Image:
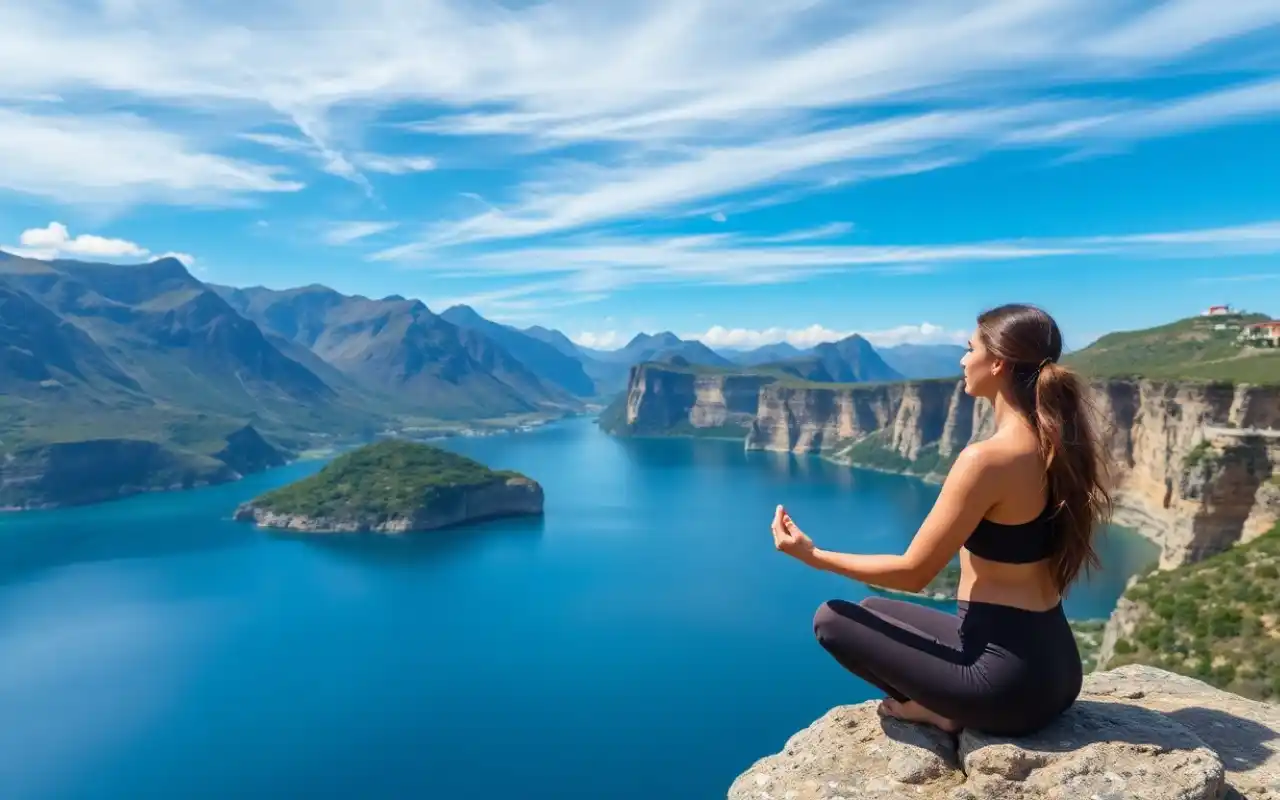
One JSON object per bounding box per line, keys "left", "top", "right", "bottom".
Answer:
{"left": 771, "top": 303, "right": 1113, "bottom": 737}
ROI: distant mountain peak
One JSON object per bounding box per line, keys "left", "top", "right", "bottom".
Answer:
{"left": 442, "top": 303, "right": 483, "bottom": 321}
{"left": 625, "top": 331, "right": 681, "bottom": 349}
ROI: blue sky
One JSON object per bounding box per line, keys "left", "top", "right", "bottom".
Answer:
{"left": 2, "top": 1, "right": 1280, "bottom": 352}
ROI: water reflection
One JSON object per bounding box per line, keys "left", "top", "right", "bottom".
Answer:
{"left": 294, "top": 515, "right": 547, "bottom": 570}
{"left": 0, "top": 512, "right": 258, "bottom": 586}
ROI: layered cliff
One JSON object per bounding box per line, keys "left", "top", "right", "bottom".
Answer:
{"left": 605, "top": 364, "right": 1280, "bottom": 569}
{"left": 611, "top": 364, "right": 777, "bottom": 438}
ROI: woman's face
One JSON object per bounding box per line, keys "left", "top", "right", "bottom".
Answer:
{"left": 960, "top": 326, "right": 1002, "bottom": 398}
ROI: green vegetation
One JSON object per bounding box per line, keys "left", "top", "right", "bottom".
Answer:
{"left": 1182, "top": 440, "right": 1213, "bottom": 468}
{"left": 836, "top": 434, "right": 957, "bottom": 479}
{"left": 1064, "top": 312, "right": 1280, "bottom": 384}
{"left": 1106, "top": 523, "right": 1280, "bottom": 701}
{"left": 843, "top": 431, "right": 912, "bottom": 472}
{"left": 1071, "top": 619, "right": 1108, "bottom": 673}
{"left": 246, "top": 438, "right": 524, "bottom": 524}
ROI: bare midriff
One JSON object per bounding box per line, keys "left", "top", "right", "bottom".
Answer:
{"left": 956, "top": 548, "right": 1062, "bottom": 611}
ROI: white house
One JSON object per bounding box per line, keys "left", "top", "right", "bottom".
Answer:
{"left": 1238, "top": 320, "right": 1280, "bottom": 347}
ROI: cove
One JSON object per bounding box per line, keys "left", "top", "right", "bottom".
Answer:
{"left": 0, "top": 417, "right": 1158, "bottom": 799}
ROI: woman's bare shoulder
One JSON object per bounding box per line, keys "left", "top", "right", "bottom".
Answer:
{"left": 958, "top": 434, "right": 1042, "bottom": 473}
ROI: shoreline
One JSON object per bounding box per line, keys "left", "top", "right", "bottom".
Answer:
{"left": 605, "top": 423, "right": 1171, "bottom": 552}
{"left": 0, "top": 412, "right": 582, "bottom": 514}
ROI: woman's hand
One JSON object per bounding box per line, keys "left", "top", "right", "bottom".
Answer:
{"left": 771, "top": 505, "right": 816, "bottom": 563}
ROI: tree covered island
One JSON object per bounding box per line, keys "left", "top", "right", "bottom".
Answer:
{"left": 234, "top": 438, "right": 544, "bottom": 533}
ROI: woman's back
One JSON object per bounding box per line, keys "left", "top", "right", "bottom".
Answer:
{"left": 956, "top": 429, "right": 1063, "bottom": 612}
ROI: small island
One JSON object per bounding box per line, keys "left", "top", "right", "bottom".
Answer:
{"left": 233, "top": 438, "right": 544, "bottom": 534}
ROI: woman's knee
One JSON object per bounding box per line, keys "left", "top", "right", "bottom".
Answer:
{"left": 812, "top": 599, "right": 856, "bottom": 642}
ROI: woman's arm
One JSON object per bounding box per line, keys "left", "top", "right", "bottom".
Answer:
{"left": 792, "top": 445, "right": 1001, "bottom": 592}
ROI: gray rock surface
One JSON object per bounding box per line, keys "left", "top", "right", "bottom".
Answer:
{"left": 729, "top": 664, "right": 1278, "bottom": 800}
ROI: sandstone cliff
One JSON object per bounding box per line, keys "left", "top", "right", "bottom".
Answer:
{"left": 235, "top": 475, "right": 544, "bottom": 534}
{"left": 606, "top": 365, "right": 1280, "bottom": 569}
{"left": 0, "top": 425, "right": 287, "bottom": 510}
{"left": 614, "top": 364, "right": 776, "bottom": 437}
{"left": 728, "top": 664, "right": 1280, "bottom": 800}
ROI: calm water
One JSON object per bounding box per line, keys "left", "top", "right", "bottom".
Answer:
{"left": 0, "top": 417, "right": 1158, "bottom": 799}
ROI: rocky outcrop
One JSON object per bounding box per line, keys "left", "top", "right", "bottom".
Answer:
{"left": 214, "top": 424, "right": 289, "bottom": 476}
{"left": 234, "top": 475, "right": 544, "bottom": 534}
{"left": 606, "top": 365, "right": 1280, "bottom": 568}
{"left": 614, "top": 364, "right": 776, "bottom": 437}
{"left": 0, "top": 425, "right": 287, "bottom": 509}
{"left": 728, "top": 664, "right": 1280, "bottom": 800}
{"left": 1100, "top": 381, "right": 1280, "bottom": 568}
{"left": 746, "top": 378, "right": 979, "bottom": 481}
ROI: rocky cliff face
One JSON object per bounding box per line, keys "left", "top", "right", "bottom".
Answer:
{"left": 0, "top": 425, "right": 286, "bottom": 510}
{"left": 746, "top": 378, "right": 978, "bottom": 479}
{"left": 1096, "top": 381, "right": 1280, "bottom": 568}
{"left": 234, "top": 476, "right": 545, "bottom": 534}
{"left": 608, "top": 366, "right": 1280, "bottom": 568}
{"left": 618, "top": 365, "right": 776, "bottom": 436}
{"left": 729, "top": 664, "right": 1280, "bottom": 800}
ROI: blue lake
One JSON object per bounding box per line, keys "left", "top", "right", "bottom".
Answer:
{"left": 0, "top": 417, "right": 1159, "bottom": 799}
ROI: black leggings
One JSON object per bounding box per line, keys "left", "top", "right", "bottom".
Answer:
{"left": 813, "top": 595, "right": 1083, "bottom": 736}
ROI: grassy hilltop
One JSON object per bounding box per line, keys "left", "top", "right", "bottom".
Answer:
{"left": 1063, "top": 311, "right": 1280, "bottom": 384}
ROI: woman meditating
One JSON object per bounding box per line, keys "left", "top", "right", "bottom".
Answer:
{"left": 771, "top": 303, "right": 1113, "bottom": 737}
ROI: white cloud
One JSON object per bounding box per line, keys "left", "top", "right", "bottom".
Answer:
{"left": 359, "top": 155, "right": 437, "bottom": 174}
{"left": 322, "top": 221, "right": 399, "bottom": 245}
{"left": 571, "top": 331, "right": 628, "bottom": 350}
{"left": 570, "top": 321, "right": 966, "bottom": 352}
{"left": 238, "top": 131, "right": 437, "bottom": 182}
{"left": 5, "top": 222, "right": 198, "bottom": 267}
{"left": 684, "top": 322, "right": 967, "bottom": 350}
{"left": 373, "top": 217, "right": 1280, "bottom": 305}
{"left": 0, "top": 0, "right": 1277, "bottom": 220}
{"left": 0, "top": 108, "right": 303, "bottom": 208}
{"left": 17, "top": 222, "right": 147, "bottom": 258}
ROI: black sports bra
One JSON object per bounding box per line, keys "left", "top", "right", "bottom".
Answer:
{"left": 963, "top": 502, "right": 1057, "bottom": 564}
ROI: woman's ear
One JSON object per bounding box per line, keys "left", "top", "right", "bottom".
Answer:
{"left": 990, "top": 359, "right": 1005, "bottom": 377}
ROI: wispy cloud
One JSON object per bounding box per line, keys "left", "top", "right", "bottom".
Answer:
{"left": 0, "top": 0, "right": 1278, "bottom": 219}
{"left": 571, "top": 321, "right": 966, "bottom": 351}
{"left": 321, "top": 221, "right": 400, "bottom": 245}
{"left": 359, "top": 155, "right": 437, "bottom": 175}
{"left": 685, "top": 322, "right": 967, "bottom": 349}
{"left": 0, "top": 108, "right": 303, "bottom": 208}
{"left": 4, "top": 221, "right": 195, "bottom": 265}
{"left": 369, "top": 216, "right": 1280, "bottom": 307}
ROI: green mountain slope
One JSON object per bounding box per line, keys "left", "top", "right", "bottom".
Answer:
{"left": 765, "top": 334, "right": 904, "bottom": 383}
{"left": 1105, "top": 523, "right": 1280, "bottom": 701}
{"left": 1064, "top": 312, "right": 1280, "bottom": 384}
{"left": 441, "top": 305, "right": 596, "bottom": 397}
{"left": 215, "top": 284, "right": 582, "bottom": 420}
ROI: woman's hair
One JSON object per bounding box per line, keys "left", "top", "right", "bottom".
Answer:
{"left": 976, "top": 303, "right": 1114, "bottom": 593}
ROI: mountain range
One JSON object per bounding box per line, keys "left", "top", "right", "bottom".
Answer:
{"left": 0, "top": 250, "right": 969, "bottom": 506}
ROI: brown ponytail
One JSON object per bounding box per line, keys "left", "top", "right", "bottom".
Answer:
{"left": 977, "top": 304, "right": 1114, "bottom": 594}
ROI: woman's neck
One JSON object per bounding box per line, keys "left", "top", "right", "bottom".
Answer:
{"left": 991, "top": 387, "right": 1033, "bottom": 436}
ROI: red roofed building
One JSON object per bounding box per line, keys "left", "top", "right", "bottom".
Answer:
{"left": 1238, "top": 320, "right": 1280, "bottom": 347}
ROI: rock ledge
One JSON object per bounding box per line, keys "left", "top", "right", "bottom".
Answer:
{"left": 729, "top": 665, "right": 1280, "bottom": 800}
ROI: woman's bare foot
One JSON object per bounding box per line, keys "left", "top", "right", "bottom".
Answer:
{"left": 877, "top": 698, "right": 961, "bottom": 734}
